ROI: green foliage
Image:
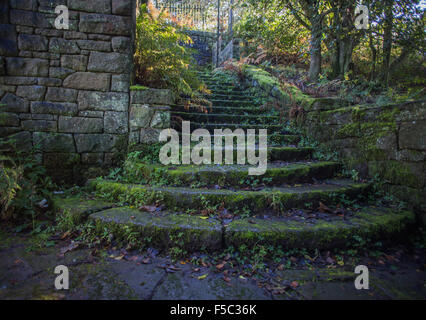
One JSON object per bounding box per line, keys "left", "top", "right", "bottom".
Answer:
{"left": 134, "top": 4, "right": 202, "bottom": 97}
{"left": 0, "top": 137, "right": 54, "bottom": 223}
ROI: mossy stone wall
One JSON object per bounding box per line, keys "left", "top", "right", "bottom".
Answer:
{"left": 305, "top": 100, "right": 426, "bottom": 222}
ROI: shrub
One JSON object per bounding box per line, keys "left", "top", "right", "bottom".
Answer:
{"left": 134, "top": 3, "right": 203, "bottom": 97}
{"left": 0, "top": 136, "right": 54, "bottom": 222}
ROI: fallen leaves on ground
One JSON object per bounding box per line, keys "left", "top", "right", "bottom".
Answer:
{"left": 197, "top": 274, "right": 208, "bottom": 280}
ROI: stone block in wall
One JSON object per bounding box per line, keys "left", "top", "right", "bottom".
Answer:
{"left": 49, "top": 38, "right": 80, "bottom": 54}
{"left": 140, "top": 128, "right": 162, "bottom": 144}
{"left": 45, "top": 87, "right": 78, "bottom": 102}
{"left": 61, "top": 55, "right": 88, "bottom": 71}
{"left": 2, "top": 131, "right": 32, "bottom": 150}
{"left": 82, "top": 153, "right": 104, "bottom": 165}
{"left": 151, "top": 109, "right": 171, "bottom": 129}
{"left": 392, "top": 150, "right": 426, "bottom": 163}
{"left": 79, "top": 13, "right": 131, "bottom": 36}
{"left": 74, "top": 134, "right": 123, "bottom": 153}
{"left": 368, "top": 160, "right": 425, "bottom": 189}
{"left": 395, "top": 101, "right": 426, "bottom": 122}
{"left": 0, "top": 57, "right": 5, "bottom": 75}
{"left": 1, "top": 93, "right": 30, "bottom": 113}
{"left": 0, "top": 112, "right": 20, "bottom": 127}
{"left": 64, "top": 31, "right": 88, "bottom": 40}
{"left": 4, "top": 76, "right": 37, "bottom": 85}
{"left": 104, "top": 111, "right": 128, "bottom": 134}
{"left": 0, "top": 24, "right": 18, "bottom": 56}
{"left": 22, "top": 119, "right": 56, "bottom": 132}
{"left": 78, "top": 110, "right": 103, "bottom": 118}
{"left": 10, "top": 10, "right": 50, "bottom": 28}
{"left": 399, "top": 120, "right": 426, "bottom": 151}
{"left": 49, "top": 67, "right": 74, "bottom": 79}
{"left": 78, "top": 91, "right": 128, "bottom": 112}
{"left": 19, "top": 50, "right": 32, "bottom": 57}
{"left": 0, "top": 2, "right": 9, "bottom": 24}
{"left": 38, "top": 0, "right": 63, "bottom": 8}
{"left": 112, "top": 0, "right": 132, "bottom": 15}
{"left": 10, "top": 0, "right": 38, "bottom": 11}
{"left": 18, "top": 34, "right": 48, "bottom": 52}
{"left": 58, "top": 116, "right": 103, "bottom": 133}
{"left": 63, "top": 72, "right": 110, "bottom": 91}
{"left": 131, "top": 89, "right": 174, "bottom": 105}
{"left": 87, "top": 52, "right": 130, "bottom": 73}
{"left": 111, "top": 36, "right": 131, "bottom": 53}
{"left": 76, "top": 40, "right": 111, "bottom": 52}
{"left": 34, "top": 132, "right": 75, "bottom": 152}
{"left": 111, "top": 74, "right": 130, "bottom": 92}
{"left": 16, "top": 85, "right": 46, "bottom": 101}
{"left": 6, "top": 57, "right": 49, "bottom": 76}
{"left": 32, "top": 114, "right": 54, "bottom": 120}
{"left": 129, "top": 105, "right": 154, "bottom": 128}
{"left": 38, "top": 77, "right": 61, "bottom": 87}
{"left": 68, "top": 0, "right": 111, "bottom": 14}
{"left": 44, "top": 153, "right": 81, "bottom": 169}
{"left": 128, "top": 130, "right": 139, "bottom": 144}
{"left": 0, "top": 84, "right": 17, "bottom": 93}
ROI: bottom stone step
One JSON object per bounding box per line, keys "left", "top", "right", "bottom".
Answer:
{"left": 54, "top": 199, "right": 415, "bottom": 252}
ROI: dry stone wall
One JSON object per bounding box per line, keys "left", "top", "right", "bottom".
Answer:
{"left": 129, "top": 88, "right": 172, "bottom": 145}
{"left": 0, "top": 0, "right": 137, "bottom": 183}
{"left": 305, "top": 100, "right": 426, "bottom": 222}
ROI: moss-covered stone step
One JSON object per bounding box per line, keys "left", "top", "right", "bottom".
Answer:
{"left": 205, "top": 86, "right": 243, "bottom": 93}
{"left": 171, "top": 112, "right": 280, "bottom": 124}
{"left": 89, "top": 179, "right": 369, "bottom": 215}
{"left": 56, "top": 201, "right": 415, "bottom": 252}
{"left": 89, "top": 208, "right": 222, "bottom": 252}
{"left": 177, "top": 132, "right": 301, "bottom": 146}
{"left": 206, "top": 93, "right": 257, "bottom": 101}
{"left": 123, "top": 161, "right": 340, "bottom": 187}
{"left": 172, "top": 105, "right": 270, "bottom": 115}
{"left": 209, "top": 99, "right": 254, "bottom": 108}
{"left": 53, "top": 197, "right": 114, "bottom": 224}
{"left": 208, "top": 88, "right": 248, "bottom": 95}
{"left": 225, "top": 208, "right": 415, "bottom": 249}
{"left": 190, "top": 122, "right": 285, "bottom": 133}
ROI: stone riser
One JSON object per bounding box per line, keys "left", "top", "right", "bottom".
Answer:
{"left": 54, "top": 198, "right": 415, "bottom": 253}
{"left": 89, "top": 179, "right": 370, "bottom": 215}
{"left": 123, "top": 161, "right": 340, "bottom": 188}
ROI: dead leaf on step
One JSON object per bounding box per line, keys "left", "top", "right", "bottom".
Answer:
{"left": 60, "top": 231, "right": 71, "bottom": 239}
{"left": 223, "top": 276, "right": 231, "bottom": 283}
{"left": 216, "top": 262, "right": 226, "bottom": 270}
{"left": 139, "top": 205, "right": 157, "bottom": 213}
{"left": 291, "top": 281, "right": 299, "bottom": 289}
{"left": 318, "top": 202, "right": 332, "bottom": 213}
{"left": 198, "top": 274, "right": 208, "bottom": 280}
{"left": 59, "top": 242, "right": 79, "bottom": 257}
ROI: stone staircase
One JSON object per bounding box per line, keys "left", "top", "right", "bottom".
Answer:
{"left": 54, "top": 71, "right": 415, "bottom": 253}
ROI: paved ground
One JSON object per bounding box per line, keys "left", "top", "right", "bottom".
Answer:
{"left": 0, "top": 229, "right": 424, "bottom": 300}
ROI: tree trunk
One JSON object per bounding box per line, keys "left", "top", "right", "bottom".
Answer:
{"left": 309, "top": 15, "right": 322, "bottom": 82}
{"left": 381, "top": 0, "right": 394, "bottom": 87}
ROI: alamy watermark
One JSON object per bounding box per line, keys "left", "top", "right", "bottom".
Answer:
{"left": 54, "top": 265, "right": 69, "bottom": 290}
{"left": 158, "top": 121, "right": 268, "bottom": 176}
